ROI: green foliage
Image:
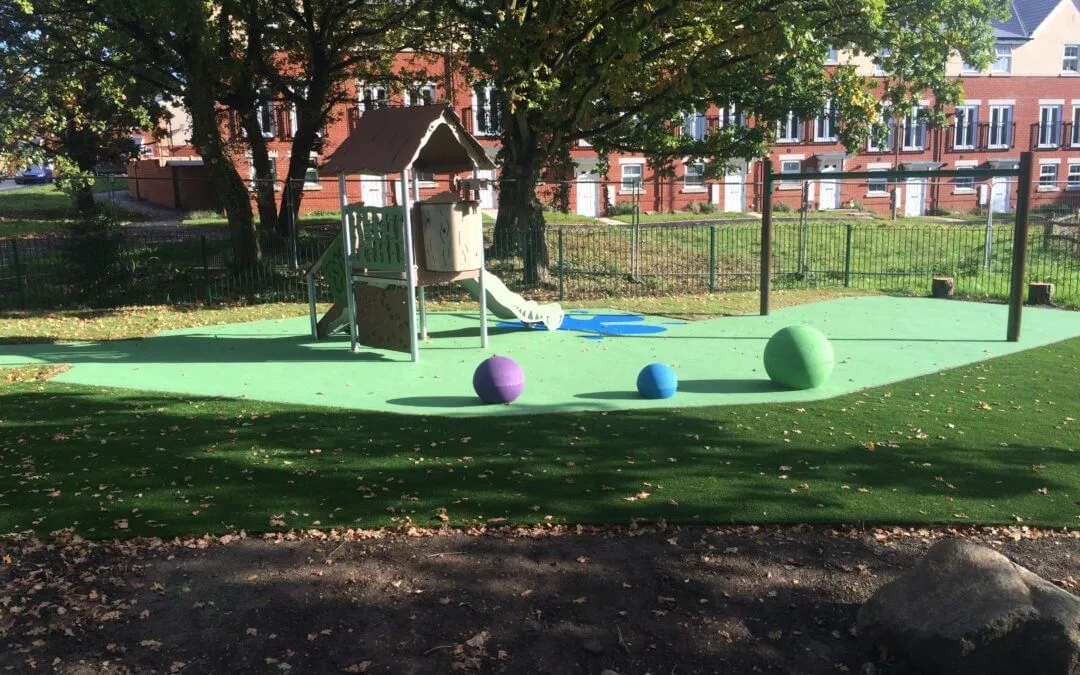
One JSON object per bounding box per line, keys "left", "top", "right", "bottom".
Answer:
{"left": 63, "top": 212, "right": 126, "bottom": 306}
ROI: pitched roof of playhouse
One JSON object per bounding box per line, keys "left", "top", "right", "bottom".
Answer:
{"left": 320, "top": 103, "right": 496, "bottom": 176}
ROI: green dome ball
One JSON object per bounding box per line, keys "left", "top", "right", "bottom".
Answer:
{"left": 763, "top": 325, "right": 835, "bottom": 390}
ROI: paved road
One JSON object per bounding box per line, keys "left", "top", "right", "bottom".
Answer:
{"left": 0, "top": 180, "right": 26, "bottom": 192}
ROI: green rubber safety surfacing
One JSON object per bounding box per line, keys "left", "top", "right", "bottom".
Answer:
{"left": 4, "top": 296, "right": 1080, "bottom": 417}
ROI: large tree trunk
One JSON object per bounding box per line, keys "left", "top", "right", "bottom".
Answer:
{"left": 276, "top": 101, "right": 323, "bottom": 235}
{"left": 242, "top": 112, "right": 280, "bottom": 237}
{"left": 184, "top": 60, "right": 261, "bottom": 270}
{"left": 492, "top": 128, "right": 549, "bottom": 285}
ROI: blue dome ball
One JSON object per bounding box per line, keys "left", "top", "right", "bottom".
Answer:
{"left": 636, "top": 363, "right": 678, "bottom": 399}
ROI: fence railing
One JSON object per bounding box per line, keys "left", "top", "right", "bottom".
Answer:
{"left": 3, "top": 219, "right": 1078, "bottom": 310}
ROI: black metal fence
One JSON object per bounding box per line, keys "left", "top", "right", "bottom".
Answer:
{"left": 2, "top": 218, "right": 1078, "bottom": 310}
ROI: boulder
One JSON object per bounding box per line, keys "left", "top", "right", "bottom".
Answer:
{"left": 856, "top": 538, "right": 1080, "bottom": 675}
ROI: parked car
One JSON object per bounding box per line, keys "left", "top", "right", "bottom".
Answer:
{"left": 14, "top": 166, "right": 53, "bottom": 184}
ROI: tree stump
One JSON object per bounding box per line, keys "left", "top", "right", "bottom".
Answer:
{"left": 1027, "top": 282, "right": 1055, "bottom": 305}
{"left": 931, "top": 276, "right": 955, "bottom": 298}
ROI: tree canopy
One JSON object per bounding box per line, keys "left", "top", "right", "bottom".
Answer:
{"left": 444, "top": 0, "right": 1010, "bottom": 282}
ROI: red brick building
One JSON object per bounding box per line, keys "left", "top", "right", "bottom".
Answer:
{"left": 130, "top": 0, "right": 1080, "bottom": 218}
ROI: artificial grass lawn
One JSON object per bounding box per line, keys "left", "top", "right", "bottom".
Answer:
{"left": 1, "top": 334, "right": 1078, "bottom": 538}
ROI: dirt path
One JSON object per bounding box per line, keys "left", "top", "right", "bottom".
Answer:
{"left": 3, "top": 525, "right": 1078, "bottom": 674}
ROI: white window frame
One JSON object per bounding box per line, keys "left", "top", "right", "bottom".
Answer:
{"left": 684, "top": 111, "right": 707, "bottom": 141}
{"left": 405, "top": 82, "right": 437, "bottom": 107}
{"left": 248, "top": 156, "right": 278, "bottom": 190}
{"left": 953, "top": 106, "right": 978, "bottom": 149}
{"left": 683, "top": 161, "right": 706, "bottom": 190}
{"left": 814, "top": 101, "right": 838, "bottom": 142}
{"left": 779, "top": 159, "right": 802, "bottom": 189}
{"left": 902, "top": 107, "right": 926, "bottom": 151}
{"left": 620, "top": 162, "right": 644, "bottom": 194}
{"left": 472, "top": 83, "right": 502, "bottom": 136}
{"left": 866, "top": 170, "right": 889, "bottom": 196}
{"left": 867, "top": 113, "right": 894, "bottom": 153}
{"left": 1038, "top": 105, "right": 1063, "bottom": 148}
{"left": 825, "top": 47, "right": 838, "bottom": 64}
{"left": 303, "top": 153, "right": 320, "bottom": 189}
{"left": 1067, "top": 163, "right": 1080, "bottom": 190}
{"left": 953, "top": 175, "right": 975, "bottom": 193}
{"left": 256, "top": 98, "right": 276, "bottom": 138}
{"left": 988, "top": 105, "right": 1012, "bottom": 148}
{"left": 992, "top": 44, "right": 1012, "bottom": 73}
{"left": 1064, "top": 44, "right": 1079, "bottom": 73}
{"left": 777, "top": 111, "right": 801, "bottom": 143}
{"left": 358, "top": 82, "right": 388, "bottom": 113}
{"left": 1039, "top": 163, "right": 1059, "bottom": 190}
{"left": 872, "top": 48, "right": 891, "bottom": 76}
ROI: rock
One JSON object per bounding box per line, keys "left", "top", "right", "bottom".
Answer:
{"left": 580, "top": 638, "right": 604, "bottom": 656}
{"left": 856, "top": 538, "right": 1080, "bottom": 675}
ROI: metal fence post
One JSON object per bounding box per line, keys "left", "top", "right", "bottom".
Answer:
{"left": 798, "top": 181, "right": 809, "bottom": 277}
{"left": 844, "top": 223, "right": 853, "bottom": 288}
{"left": 201, "top": 234, "right": 211, "bottom": 304}
{"left": 1007, "top": 152, "right": 1034, "bottom": 342}
{"left": 557, "top": 227, "right": 565, "bottom": 301}
{"left": 760, "top": 159, "right": 774, "bottom": 315}
{"left": 708, "top": 225, "right": 717, "bottom": 292}
{"left": 10, "top": 239, "right": 26, "bottom": 309}
{"left": 984, "top": 204, "right": 994, "bottom": 270}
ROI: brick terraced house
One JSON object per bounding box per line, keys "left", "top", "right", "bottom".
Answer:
{"left": 129, "top": 0, "right": 1080, "bottom": 218}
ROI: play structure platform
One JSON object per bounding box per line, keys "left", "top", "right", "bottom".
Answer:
{"left": 307, "top": 104, "right": 562, "bottom": 362}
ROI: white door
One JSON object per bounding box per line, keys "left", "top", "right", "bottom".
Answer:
{"left": 360, "top": 174, "right": 384, "bottom": 207}
{"left": 990, "top": 177, "right": 1010, "bottom": 213}
{"left": 818, "top": 162, "right": 840, "bottom": 210}
{"left": 904, "top": 178, "right": 925, "bottom": 217}
{"left": 724, "top": 171, "right": 744, "bottom": 213}
{"left": 575, "top": 172, "right": 600, "bottom": 217}
{"left": 476, "top": 169, "right": 496, "bottom": 210}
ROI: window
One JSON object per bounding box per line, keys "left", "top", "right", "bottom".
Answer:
{"left": 621, "top": 163, "right": 643, "bottom": 192}
{"left": 719, "top": 104, "right": 744, "bottom": 128}
{"left": 777, "top": 111, "right": 801, "bottom": 143}
{"left": 405, "top": 83, "right": 437, "bottom": 107}
{"left": 992, "top": 44, "right": 1012, "bottom": 73}
{"left": 953, "top": 106, "right": 978, "bottom": 149}
{"left": 954, "top": 176, "right": 975, "bottom": 192}
{"left": 683, "top": 162, "right": 705, "bottom": 189}
{"left": 1039, "top": 163, "right": 1058, "bottom": 188}
{"left": 684, "top": 112, "right": 706, "bottom": 141}
{"left": 779, "top": 159, "right": 802, "bottom": 188}
{"left": 814, "top": 101, "right": 838, "bottom": 142}
{"left": 1068, "top": 163, "right": 1080, "bottom": 190}
{"left": 961, "top": 59, "right": 980, "bottom": 74}
{"left": 248, "top": 157, "right": 277, "bottom": 188}
{"left": 1072, "top": 106, "right": 1080, "bottom": 147}
{"left": 414, "top": 169, "right": 436, "bottom": 184}
{"left": 867, "top": 110, "right": 894, "bottom": 152}
{"left": 825, "top": 47, "right": 838, "bottom": 64}
{"left": 359, "top": 83, "right": 388, "bottom": 112}
{"left": 473, "top": 84, "right": 503, "bottom": 136}
{"left": 256, "top": 99, "right": 276, "bottom": 138}
{"left": 1064, "top": 44, "right": 1079, "bottom": 72}
{"left": 872, "top": 48, "right": 891, "bottom": 76}
{"left": 1038, "top": 105, "right": 1063, "bottom": 147}
{"left": 988, "top": 105, "right": 1012, "bottom": 148}
{"left": 867, "top": 170, "right": 888, "bottom": 195}
{"left": 902, "top": 107, "right": 926, "bottom": 151}
{"left": 304, "top": 154, "right": 319, "bottom": 188}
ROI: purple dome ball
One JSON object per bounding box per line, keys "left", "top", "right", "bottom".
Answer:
{"left": 472, "top": 355, "right": 526, "bottom": 404}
